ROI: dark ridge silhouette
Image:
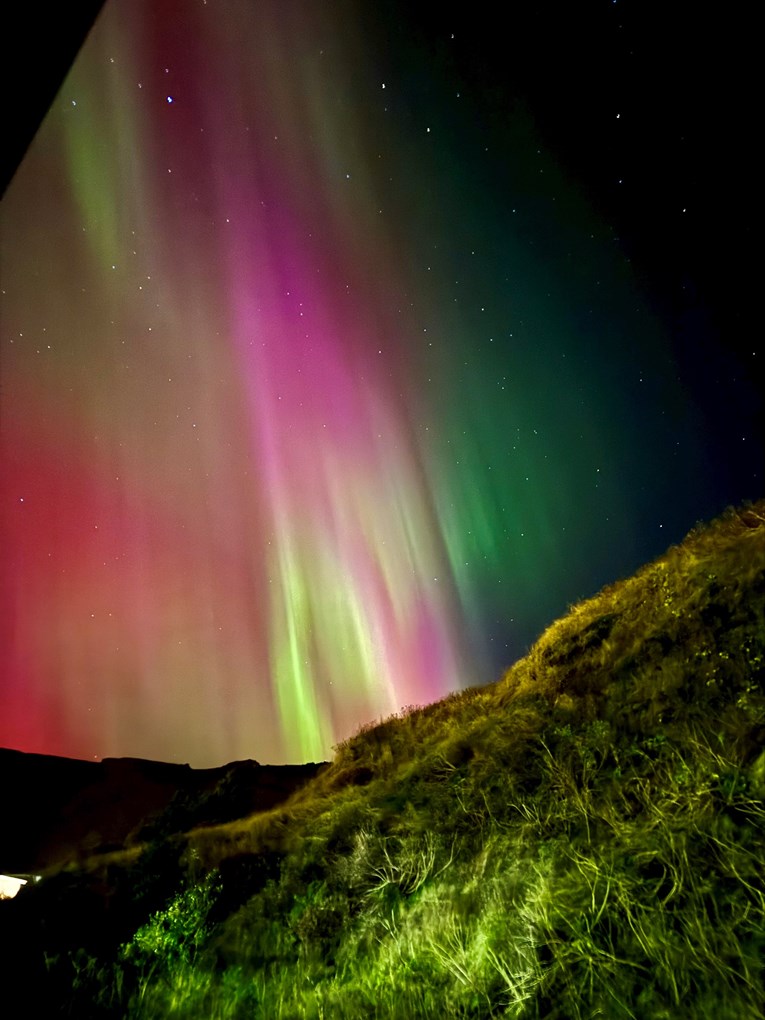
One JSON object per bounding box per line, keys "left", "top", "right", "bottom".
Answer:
{"left": 0, "top": 749, "right": 328, "bottom": 873}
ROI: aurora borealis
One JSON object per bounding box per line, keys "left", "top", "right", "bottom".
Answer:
{"left": 2, "top": 0, "right": 761, "bottom": 766}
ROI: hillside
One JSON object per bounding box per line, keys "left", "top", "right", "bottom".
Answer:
{"left": 0, "top": 750, "right": 328, "bottom": 873}
{"left": 1, "top": 501, "right": 763, "bottom": 1018}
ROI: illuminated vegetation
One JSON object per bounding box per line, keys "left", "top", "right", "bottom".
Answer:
{"left": 3, "top": 501, "right": 764, "bottom": 1018}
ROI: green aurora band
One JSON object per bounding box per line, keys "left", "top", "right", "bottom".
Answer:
{"left": 0, "top": 0, "right": 700, "bottom": 765}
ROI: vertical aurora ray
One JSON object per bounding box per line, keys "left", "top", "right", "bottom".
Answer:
{"left": 222, "top": 183, "right": 473, "bottom": 760}
{"left": 1, "top": 0, "right": 708, "bottom": 765}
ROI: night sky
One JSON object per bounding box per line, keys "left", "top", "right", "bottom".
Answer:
{"left": 1, "top": 0, "right": 761, "bottom": 767}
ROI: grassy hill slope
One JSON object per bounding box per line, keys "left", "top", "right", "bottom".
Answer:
{"left": 3, "top": 501, "right": 764, "bottom": 1018}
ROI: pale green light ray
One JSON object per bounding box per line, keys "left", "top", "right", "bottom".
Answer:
{"left": 269, "top": 531, "right": 330, "bottom": 764}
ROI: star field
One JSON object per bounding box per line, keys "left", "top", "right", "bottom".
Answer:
{"left": 1, "top": 0, "right": 760, "bottom": 766}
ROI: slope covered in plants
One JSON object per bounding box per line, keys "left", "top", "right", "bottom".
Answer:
{"left": 4, "top": 502, "right": 764, "bottom": 1019}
